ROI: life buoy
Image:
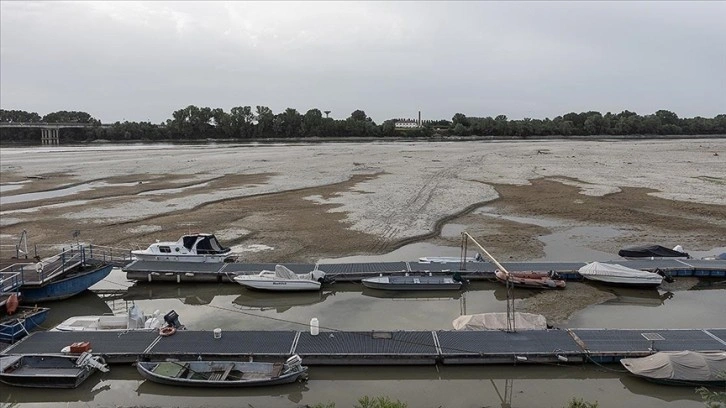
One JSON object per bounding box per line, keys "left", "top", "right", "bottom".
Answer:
{"left": 6, "top": 293, "right": 19, "bottom": 315}
{"left": 35, "top": 262, "right": 44, "bottom": 273}
{"left": 159, "top": 326, "right": 176, "bottom": 337}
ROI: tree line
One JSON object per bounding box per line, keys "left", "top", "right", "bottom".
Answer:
{"left": 0, "top": 106, "right": 724, "bottom": 144}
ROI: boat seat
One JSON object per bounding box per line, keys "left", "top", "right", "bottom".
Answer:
{"left": 153, "top": 362, "right": 188, "bottom": 378}
{"left": 207, "top": 365, "right": 232, "bottom": 381}
{"left": 219, "top": 364, "right": 235, "bottom": 381}
{"left": 271, "top": 362, "right": 283, "bottom": 377}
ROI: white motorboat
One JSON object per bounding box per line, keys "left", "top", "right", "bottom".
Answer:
{"left": 578, "top": 262, "right": 670, "bottom": 287}
{"left": 233, "top": 265, "right": 326, "bottom": 292}
{"left": 418, "top": 253, "right": 484, "bottom": 263}
{"left": 132, "top": 233, "right": 234, "bottom": 263}
{"left": 51, "top": 305, "right": 171, "bottom": 332}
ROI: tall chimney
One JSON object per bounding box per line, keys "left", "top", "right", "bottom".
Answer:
{"left": 418, "top": 111, "right": 421, "bottom": 126}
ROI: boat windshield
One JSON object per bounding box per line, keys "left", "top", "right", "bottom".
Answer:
{"left": 182, "top": 236, "right": 197, "bottom": 250}
{"left": 196, "top": 235, "right": 227, "bottom": 254}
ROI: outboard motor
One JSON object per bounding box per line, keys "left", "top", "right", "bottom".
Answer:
{"left": 655, "top": 268, "right": 675, "bottom": 283}
{"left": 163, "top": 310, "right": 184, "bottom": 329}
{"left": 283, "top": 354, "right": 305, "bottom": 374}
{"left": 311, "top": 269, "right": 326, "bottom": 283}
{"left": 76, "top": 352, "right": 110, "bottom": 373}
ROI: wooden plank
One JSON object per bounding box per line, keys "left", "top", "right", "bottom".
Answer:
{"left": 219, "top": 363, "right": 235, "bottom": 381}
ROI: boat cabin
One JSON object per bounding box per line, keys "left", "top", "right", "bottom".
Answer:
{"left": 132, "top": 234, "right": 233, "bottom": 262}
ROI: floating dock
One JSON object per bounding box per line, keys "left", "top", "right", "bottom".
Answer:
{"left": 3, "top": 328, "right": 725, "bottom": 366}
{"left": 122, "top": 259, "right": 726, "bottom": 283}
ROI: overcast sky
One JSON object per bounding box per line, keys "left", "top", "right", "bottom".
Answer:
{"left": 1, "top": 1, "right": 724, "bottom": 123}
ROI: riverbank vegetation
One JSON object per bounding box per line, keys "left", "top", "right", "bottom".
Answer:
{"left": 1, "top": 106, "right": 724, "bottom": 144}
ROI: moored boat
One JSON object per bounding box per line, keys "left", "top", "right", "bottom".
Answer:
{"left": 136, "top": 355, "right": 308, "bottom": 387}
{"left": 132, "top": 234, "right": 235, "bottom": 263}
{"left": 418, "top": 253, "right": 484, "bottom": 263}
{"left": 578, "top": 262, "right": 671, "bottom": 287}
{"left": 0, "top": 352, "right": 109, "bottom": 389}
{"left": 361, "top": 274, "right": 464, "bottom": 291}
{"left": 19, "top": 262, "right": 113, "bottom": 303}
{"left": 494, "top": 270, "right": 566, "bottom": 289}
{"left": 51, "top": 304, "right": 172, "bottom": 332}
{"left": 621, "top": 351, "right": 726, "bottom": 386}
{"left": 233, "top": 265, "right": 325, "bottom": 291}
{"left": 0, "top": 304, "right": 50, "bottom": 343}
{"left": 618, "top": 245, "right": 690, "bottom": 259}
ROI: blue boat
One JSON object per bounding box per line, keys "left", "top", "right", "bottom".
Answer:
{"left": 0, "top": 306, "right": 50, "bottom": 343}
{"left": 20, "top": 263, "right": 113, "bottom": 303}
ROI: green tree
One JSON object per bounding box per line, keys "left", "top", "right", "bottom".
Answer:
{"left": 255, "top": 106, "right": 274, "bottom": 138}
{"left": 350, "top": 110, "right": 369, "bottom": 122}
{"left": 302, "top": 108, "right": 324, "bottom": 137}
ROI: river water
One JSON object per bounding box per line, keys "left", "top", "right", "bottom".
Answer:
{"left": 4, "top": 227, "right": 725, "bottom": 408}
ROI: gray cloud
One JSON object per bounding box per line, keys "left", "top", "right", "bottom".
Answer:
{"left": 1, "top": 1, "right": 724, "bottom": 123}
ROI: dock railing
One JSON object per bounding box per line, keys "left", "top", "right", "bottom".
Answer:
{"left": 32, "top": 246, "right": 85, "bottom": 283}
{"left": 87, "top": 245, "right": 134, "bottom": 267}
{"left": 0, "top": 270, "right": 23, "bottom": 293}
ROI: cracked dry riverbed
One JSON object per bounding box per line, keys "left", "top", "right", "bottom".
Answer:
{"left": 1, "top": 140, "right": 725, "bottom": 325}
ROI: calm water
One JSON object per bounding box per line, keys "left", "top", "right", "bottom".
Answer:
{"left": 5, "top": 225, "right": 726, "bottom": 408}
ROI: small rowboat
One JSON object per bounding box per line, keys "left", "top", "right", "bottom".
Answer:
{"left": 495, "top": 270, "right": 566, "bottom": 289}
{"left": 361, "top": 274, "right": 464, "bottom": 291}
{"left": 136, "top": 355, "right": 308, "bottom": 387}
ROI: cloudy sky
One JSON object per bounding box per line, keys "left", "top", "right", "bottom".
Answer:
{"left": 1, "top": 1, "right": 724, "bottom": 123}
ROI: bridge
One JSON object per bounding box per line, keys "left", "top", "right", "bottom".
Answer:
{"left": 0, "top": 122, "right": 112, "bottom": 145}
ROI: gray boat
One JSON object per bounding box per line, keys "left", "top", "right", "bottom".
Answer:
{"left": 136, "top": 355, "right": 308, "bottom": 387}
{"left": 0, "top": 352, "right": 109, "bottom": 389}
{"left": 361, "top": 273, "right": 464, "bottom": 291}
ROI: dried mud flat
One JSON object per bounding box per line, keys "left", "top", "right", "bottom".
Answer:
{"left": 1, "top": 140, "right": 724, "bottom": 324}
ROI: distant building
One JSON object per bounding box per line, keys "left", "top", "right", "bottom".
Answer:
{"left": 394, "top": 119, "right": 420, "bottom": 129}
{"left": 394, "top": 111, "right": 423, "bottom": 129}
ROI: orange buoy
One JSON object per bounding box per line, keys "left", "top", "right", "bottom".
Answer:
{"left": 159, "top": 326, "right": 176, "bottom": 337}
{"left": 6, "top": 293, "right": 19, "bottom": 315}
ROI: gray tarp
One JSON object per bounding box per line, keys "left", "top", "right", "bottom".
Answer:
{"left": 621, "top": 351, "right": 726, "bottom": 382}
{"left": 452, "top": 312, "right": 547, "bottom": 330}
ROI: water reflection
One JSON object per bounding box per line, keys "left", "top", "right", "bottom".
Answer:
{"left": 600, "top": 286, "right": 675, "bottom": 307}
{"left": 233, "top": 290, "right": 337, "bottom": 312}
{"left": 135, "top": 376, "right": 309, "bottom": 403}
{"left": 39, "top": 290, "right": 114, "bottom": 328}
{"left": 619, "top": 375, "right": 703, "bottom": 403}
{"left": 1, "top": 375, "right": 111, "bottom": 403}
{"left": 124, "top": 283, "right": 242, "bottom": 305}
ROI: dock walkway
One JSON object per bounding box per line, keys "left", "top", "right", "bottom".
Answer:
{"left": 3, "top": 328, "right": 725, "bottom": 366}
{"left": 122, "top": 259, "right": 726, "bottom": 283}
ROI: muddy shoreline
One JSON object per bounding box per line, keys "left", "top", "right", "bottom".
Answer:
{"left": 1, "top": 140, "right": 724, "bottom": 324}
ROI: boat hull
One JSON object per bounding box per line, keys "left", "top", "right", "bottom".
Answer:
{"left": 0, "top": 307, "right": 50, "bottom": 343}
{"left": 361, "top": 276, "right": 462, "bottom": 291}
{"left": 132, "top": 253, "right": 231, "bottom": 263}
{"left": 0, "top": 355, "right": 96, "bottom": 389}
{"left": 136, "top": 360, "right": 308, "bottom": 387}
{"left": 21, "top": 264, "right": 113, "bottom": 303}
{"left": 581, "top": 275, "right": 662, "bottom": 287}
{"left": 234, "top": 277, "right": 321, "bottom": 291}
{"left": 494, "top": 270, "right": 566, "bottom": 289}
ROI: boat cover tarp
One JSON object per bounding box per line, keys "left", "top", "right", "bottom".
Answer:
{"left": 621, "top": 351, "right": 726, "bottom": 382}
{"left": 618, "top": 245, "right": 689, "bottom": 258}
{"left": 578, "top": 262, "right": 654, "bottom": 279}
{"left": 274, "top": 265, "right": 298, "bottom": 280}
{"left": 452, "top": 312, "right": 547, "bottom": 331}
